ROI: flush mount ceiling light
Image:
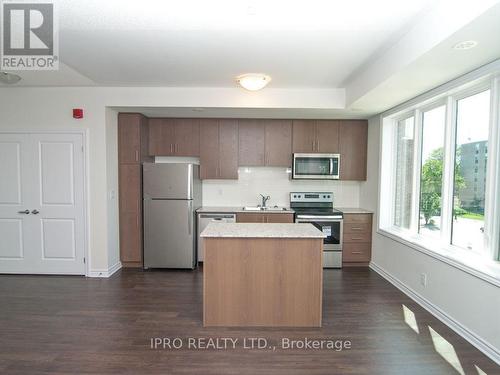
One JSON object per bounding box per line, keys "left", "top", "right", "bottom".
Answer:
{"left": 0, "top": 72, "right": 21, "bottom": 84}
{"left": 453, "top": 40, "right": 478, "bottom": 50}
{"left": 236, "top": 73, "right": 271, "bottom": 91}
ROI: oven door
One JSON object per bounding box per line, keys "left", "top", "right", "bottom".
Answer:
{"left": 292, "top": 153, "right": 340, "bottom": 180}
{"left": 295, "top": 216, "right": 343, "bottom": 251}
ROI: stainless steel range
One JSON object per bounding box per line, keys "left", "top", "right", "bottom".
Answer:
{"left": 290, "top": 192, "right": 343, "bottom": 268}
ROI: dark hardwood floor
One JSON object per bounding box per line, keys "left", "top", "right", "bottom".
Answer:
{"left": 0, "top": 268, "right": 498, "bottom": 375}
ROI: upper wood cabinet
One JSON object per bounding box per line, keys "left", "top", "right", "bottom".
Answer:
{"left": 238, "top": 120, "right": 265, "bottom": 166}
{"left": 292, "top": 120, "right": 339, "bottom": 154}
{"left": 339, "top": 120, "right": 367, "bottom": 181}
{"left": 239, "top": 119, "right": 292, "bottom": 167}
{"left": 292, "top": 120, "right": 316, "bottom": 153}
{"left": 315, "top": 120, "right": 340, "bottom": 153}
{"left": 118, "top": 113, "right": 149, "bottom": 164}
{"left": 200, "top": 119, "right": 238, "bottom": 179}
{"left": 149, "top": 118, "right": 200, "bottom": 156}
{"left": 264, "top": 120, "right": 292, "bottom": 167}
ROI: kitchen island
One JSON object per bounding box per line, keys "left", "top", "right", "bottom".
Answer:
{"left": 200, "top": 222, "right": 325, "bottom": 327}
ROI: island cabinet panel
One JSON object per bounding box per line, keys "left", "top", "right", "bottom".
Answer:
{"left": 148, "top": 118, "right": 200, "bottom": 156}
{"left": 236, "top": 212, "right": 294, "bottom": 223}
{"left": 342, "top": 213, "right": 372, "bottom": 265}
{"left": 118, "top": 113, "right": 151, "bottom": 267}
{"left": 203, "top": 238, "right": 323, "bottom": 327}
{"left": 339, "top": 120, "right": 368, "bottom": 180}
{"left": 238, "top": 120, "right": 265, "bottom": 166}
{"left": 265, "top": 120, "right": 292, "bottom": 167}
{"left": 292, "top": 120, "right": 316, "bottom": 153}
{"left": 200, "top": 119, "right": 238, "bottom": 179}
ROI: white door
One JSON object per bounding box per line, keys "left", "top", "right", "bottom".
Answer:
{"left": 0, "top": 133, "right": 86, "bottom": 275}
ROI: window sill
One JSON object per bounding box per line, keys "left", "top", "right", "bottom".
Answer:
{"left": 377, "top": 227, "right": 500, "bottom": 287}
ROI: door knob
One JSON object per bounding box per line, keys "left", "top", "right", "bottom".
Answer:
{"left": 18, "top": 210, "right": 30, "bottom": 214}
{"left": 31, "top": 209, "right": 39, "bottom": 215}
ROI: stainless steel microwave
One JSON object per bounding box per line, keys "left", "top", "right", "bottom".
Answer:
{"left": 292, "top": 153, "right": 340, "bottom": 180}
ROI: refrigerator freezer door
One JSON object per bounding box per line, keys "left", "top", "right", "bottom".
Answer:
{"left": 143, "top": 198, "right": 195, "bottom": 268}
{"left": 143, "top": 163, "right": 194, "bottom": 199}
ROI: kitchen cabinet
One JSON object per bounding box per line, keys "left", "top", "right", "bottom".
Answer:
{"left": 342, "top": 213, "right": 372, "bottom": 265}
{"left": 239, "top": 120, "right": 292, "bottom": 167}
{"left": 292, "top": 120, "right": 339, "bottom": 154}
{"left": 200, "top": 119, "right": 238, "bottom": 179}
{"left": 315, "top": 121, "right": 340, "bottom": 153}
{"left": 339, "top": 120, "right": 367, "bottom": 180}
{"left": 148, "top": 118, "right": 200, "bottom": 156}
{"left": 238, "top": 120, "right": 265, "bottom": 166}
{"left": 264, "top": 120, "right": 292, "bottom": 167}
{"left": 118, "top": 113, "right": 152, "bottom": 267}
{"left": 236, "top": 212, "right": 294, "bottom": 223}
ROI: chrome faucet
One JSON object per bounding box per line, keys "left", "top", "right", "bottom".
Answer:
{"left": 260, "top": 194, "right": 271, "bottom": 208}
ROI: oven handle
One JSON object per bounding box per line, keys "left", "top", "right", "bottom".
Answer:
{"left": 296, "top": 216, "right": 343, "bottom": 221}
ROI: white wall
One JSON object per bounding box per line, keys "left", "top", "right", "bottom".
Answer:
{"left": 203, "top": 167, "right": 359, "bottom": 207}
{"left": 361, "top": 115, "right": 500, "bottom": 361}
{"left": 105, "top": 108, "right": 120, "bottom": 270}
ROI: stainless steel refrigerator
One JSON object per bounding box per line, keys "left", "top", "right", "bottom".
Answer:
{"left": 143, "top": 163, "right": 202, "bottom": 269}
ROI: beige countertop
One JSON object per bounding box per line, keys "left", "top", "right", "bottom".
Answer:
{"left": 197, "top": 206, "right": 372, "bottom": 214}
{"left": 197, "top": 206, "right": 294, "bottom": 214}
{"left": 200, "top": 222, "right": 326, "bottom": 238}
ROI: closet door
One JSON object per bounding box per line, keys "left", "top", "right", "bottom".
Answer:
{"left": 0, "top": 133, "right": 86, "bottom": 275}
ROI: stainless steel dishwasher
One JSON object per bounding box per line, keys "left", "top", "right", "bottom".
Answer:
{"left": 197, "top": 213, "right": 236, "bottom": 262}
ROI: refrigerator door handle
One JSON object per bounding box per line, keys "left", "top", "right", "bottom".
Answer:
{"left": 188, "top": 201, "right": 193, "bottom": 235}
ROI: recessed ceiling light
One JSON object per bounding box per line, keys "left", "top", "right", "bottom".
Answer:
{"left": 236, "top": 73, "right": 271, "bottom": 91}
{"left": 0, "top": 72, "right": 21, "bottom": 84}
{"left": 453, "top": 40, "right": 478, "bottom": 50}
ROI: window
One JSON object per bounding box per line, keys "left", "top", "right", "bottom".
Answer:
{"left": 419, "top": 105, "right": 446, "bottom": 239}
{"left": 394, "top": 116, "right": 415, "bottom": 229}
{"left": 380, "top": 80, "right": 500, "bottom": 270}
{"left": 452, "top": 90, "right": 490, "bottom": 252}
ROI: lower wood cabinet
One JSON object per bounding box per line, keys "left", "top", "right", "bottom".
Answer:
{"left": 236, "top": 212, "right": 294, "bottom": 223}
{"left": 342, "top": 213, "right": 372, "bottom": 265}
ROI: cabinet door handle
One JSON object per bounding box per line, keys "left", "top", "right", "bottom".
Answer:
{"left": 351, "top": 237, "right": 364, "bottom": 240}
{"left": 169, "top": 144, "right": 173, "bottom": 153}
{"left": 18, "top": 210, "right": 30, "bottom": 214}
{"left": 351, "top": 227, "right": 363, "bottom": 231}
{"left": 317, "top": 140, "right": 320, "bottom": 151}
{"left": 352, "top": 251, "right": 362, "bottom": 254}
{"left": 135, "top": 150, "right": 139, "bottom": 161}
{"left": 312, "top": 141, "right": 315, "bottom": 151}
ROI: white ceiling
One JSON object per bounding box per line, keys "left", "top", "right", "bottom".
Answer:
{"left": 9, "top": 0, "right": 433, "bottom": 87}
{"left": 2, "top": 0, "right": 500, "bottom": 116}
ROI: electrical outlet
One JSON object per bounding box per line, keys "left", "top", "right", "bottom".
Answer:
{"left": 420, "top": 273, "right": 427, "bottom": 287}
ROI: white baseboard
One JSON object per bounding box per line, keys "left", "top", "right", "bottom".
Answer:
{"left": 87, "top": 261, "right": 122, "bottom": 278}
{"left": 369, "top": 261, "right": 500, "bottom": 365}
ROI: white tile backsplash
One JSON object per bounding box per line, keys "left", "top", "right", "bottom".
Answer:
{"left": 202, "top": 167, "right": 360, "bottom": 207}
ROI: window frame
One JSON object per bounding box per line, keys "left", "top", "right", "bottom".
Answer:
{"left": 379, "top": 71, "right": 500, "bottom": 284}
